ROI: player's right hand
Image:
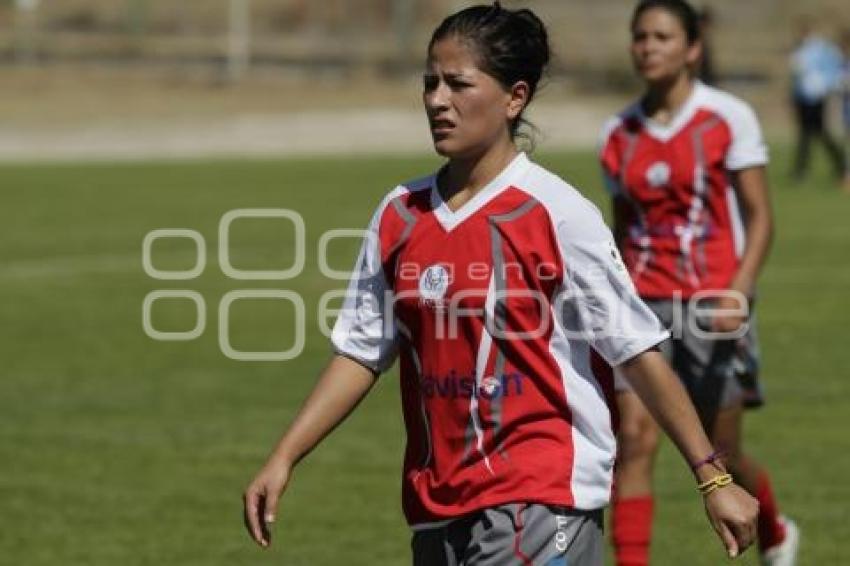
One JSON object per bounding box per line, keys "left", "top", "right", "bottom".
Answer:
{"left": 243, "top": 457, "right": 292, "bottom": 548}
{"left": 703, "top": 482, "right": 759, "bottom": 558}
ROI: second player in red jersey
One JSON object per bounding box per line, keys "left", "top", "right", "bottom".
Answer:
{"left": 600, "top": 81, "right": 766, "bottom": 299}
{"left": 601, "top": 2, "right": 799, "bottom": 565}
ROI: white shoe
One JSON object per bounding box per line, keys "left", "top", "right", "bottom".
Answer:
{"left": 762, "top": 516, "right": 799, "bottom": 566}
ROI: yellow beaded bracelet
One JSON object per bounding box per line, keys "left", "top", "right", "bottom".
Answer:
{"left": 697, "top": 473, "right": 733, "bottom": 496}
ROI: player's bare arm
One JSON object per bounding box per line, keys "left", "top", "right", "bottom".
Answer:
{"left": 243, "top": 355, "right": 377, "bottom": 548}
{"left": 619, "top": 350, "right": 760, "bottom": 558}
{"left": 714, "top": 166, "right": 774, "bottom": 333}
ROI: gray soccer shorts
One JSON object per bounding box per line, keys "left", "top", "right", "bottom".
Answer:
{"left": 411, "top": 504, "right": 603, "bottom": 566}
{"left": 614, "top": 299, "right": 764, "bottom": 425}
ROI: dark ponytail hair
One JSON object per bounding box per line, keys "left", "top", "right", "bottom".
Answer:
{"left": 428, "top": 3, "right": 551, "bottom": 142}
{"left": 631, "top": 0, "right": 701, "bottom": 45}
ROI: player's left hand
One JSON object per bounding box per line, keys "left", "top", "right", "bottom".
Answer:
{"left": 703, "top": 482, "right": 759, "bottom": 558}
{"left": 710, "top": 294, "right": 748, "bottom": 335}
{"left": 243, "top": 456, "right": 292, "bottom": 548}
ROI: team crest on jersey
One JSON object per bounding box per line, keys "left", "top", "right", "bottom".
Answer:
{"left": 419, "top": 264, "right": 450, "bottom": 309}
{"left": 646, "top": 161, "right": 671, "bottom": 188}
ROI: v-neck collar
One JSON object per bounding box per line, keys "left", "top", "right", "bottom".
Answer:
{"left": 637, "top": 81, "right": 705, "bottom": 142}
{"left": 429, "top": 152, "right": 530, "bottom": 232}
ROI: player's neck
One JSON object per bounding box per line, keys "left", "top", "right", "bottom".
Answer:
{"left": 439, "top": 141, "right": 518, "bottom": 212}
{"left": 642, "top": 74, "right": 696, "bottom": 126}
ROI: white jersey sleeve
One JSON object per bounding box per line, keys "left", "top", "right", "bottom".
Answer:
{"left": 714, "top": 92, "right": 769, "bottom": 171}
{"left": 330, "top": 194, "right": 400, "bottom": 374}
{"left": 554, "top": 197, "right": 669, "bottom": 367}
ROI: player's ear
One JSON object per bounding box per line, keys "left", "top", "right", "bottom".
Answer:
{"left": 686, "top": 39, "right": 703, "bottom": 68}
{"left": 506, "top": 81, "right": 530, "bottom": 121}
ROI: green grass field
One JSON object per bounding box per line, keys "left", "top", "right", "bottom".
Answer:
{"left": 1, "top": 148, "right": 847, "bottom": 565}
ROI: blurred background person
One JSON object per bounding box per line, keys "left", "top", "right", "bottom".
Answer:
{"left": 840, "top": 27, "right": 850, "bottom": 192}
{"left": 599, "top": 1, "right": 798, "bottom": 565}
{"left": 789, "top": 16, "right": 845, "bottom": 185}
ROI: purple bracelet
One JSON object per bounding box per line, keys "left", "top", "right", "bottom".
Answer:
{"left": 690, "top": 450, "right": 725, "bottom": 472}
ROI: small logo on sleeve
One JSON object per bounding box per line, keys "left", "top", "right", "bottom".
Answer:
{"left": 607, "top": 241, "right": 627, "bottom": 273}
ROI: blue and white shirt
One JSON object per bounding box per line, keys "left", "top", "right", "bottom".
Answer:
{"left": 790, "top": 36, "right": 843, "bottom": 103}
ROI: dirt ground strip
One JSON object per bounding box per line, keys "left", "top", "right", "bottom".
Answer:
{"left": 0, "top": 66, "right": 795, "bottom": 161}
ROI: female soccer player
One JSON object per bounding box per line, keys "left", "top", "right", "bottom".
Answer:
{"left": 244, "top": 4, "right": 758, "bottom": 564}
{"left": 599, "top": 1, "right": 798, "bottom": 565}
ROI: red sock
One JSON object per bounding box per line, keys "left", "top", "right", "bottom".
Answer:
{"left": 755, "top": 471, "right": 786, "bottom": 552}
{"left": 612, "top": 496, "right": 654, "bottom": 566}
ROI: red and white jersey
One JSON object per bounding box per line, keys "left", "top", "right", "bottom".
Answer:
{"left": 331, "top": 153, "right": 668, "bottom": 526}
{"left": 599, "top": 82, "right": 768, "bottom": 299}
